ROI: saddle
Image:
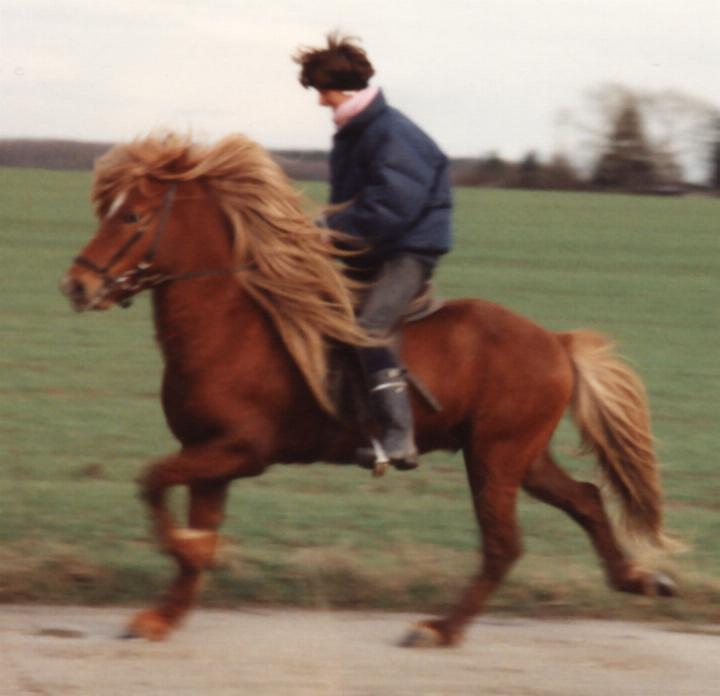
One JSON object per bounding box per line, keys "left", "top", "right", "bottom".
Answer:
{"left": 327, "top": 282, "right": 444, "bottom": 423}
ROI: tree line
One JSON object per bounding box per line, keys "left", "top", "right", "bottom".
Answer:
{"left": 458, "top": 84, "right": 720, "bottom": 193}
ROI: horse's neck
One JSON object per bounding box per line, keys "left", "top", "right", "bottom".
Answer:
{"left": 151, "top": 279, "right": 266, "bottom": 367}
{"left": 149, "top": 187, "right": 283, "bottom": 373}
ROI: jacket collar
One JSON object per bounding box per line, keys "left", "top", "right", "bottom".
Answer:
{"left": 333, "top": 86, "right": 380, "bottom": 128}
{"left": 334, "top": 89, "right": 387, "bottom": 137}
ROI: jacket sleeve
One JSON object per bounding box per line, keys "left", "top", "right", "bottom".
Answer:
{"left": 327, "top": 128, "right": 438, "bottom": 244}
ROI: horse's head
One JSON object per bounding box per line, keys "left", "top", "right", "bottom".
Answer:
{"left": 61, "top": 180, "right": 177, "bottom": 311}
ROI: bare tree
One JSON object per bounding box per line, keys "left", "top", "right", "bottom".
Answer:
{"left": 592, "top": 94, "right": 658, "bottom": 189}
{"left": 640, "top": 89, "right": 720, "bottom": 185}
{"left": 709, "top": 117, "right": 720, "bottom": 191}
{"left": 564, "top": 83, "right": 720, "bottom": 187}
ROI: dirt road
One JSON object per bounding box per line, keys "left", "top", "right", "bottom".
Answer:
{"left": 1, "top": 605, "right": 718, "bottom": 695}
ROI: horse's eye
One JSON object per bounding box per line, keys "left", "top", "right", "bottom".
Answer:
{"left": 122, "top": 211, "right": 141, "bottom": 224}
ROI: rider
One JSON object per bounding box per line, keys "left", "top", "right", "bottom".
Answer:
{"left": 293, "top": 33, "right": 453, "bottom": 470}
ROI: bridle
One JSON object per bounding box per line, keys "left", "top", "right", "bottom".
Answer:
{"left": 73, "top": 184, "right": 178, "bottom": 308}
{"left": 73, "top": 184, "right": 248, "bottom": 308}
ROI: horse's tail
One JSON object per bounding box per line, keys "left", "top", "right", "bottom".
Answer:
{"left": 559, "top": 330, "right": 671, "bottom": 549}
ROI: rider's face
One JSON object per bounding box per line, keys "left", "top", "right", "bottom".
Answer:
{"left": 317, "top": 90, "right": 352, "bottom": 108}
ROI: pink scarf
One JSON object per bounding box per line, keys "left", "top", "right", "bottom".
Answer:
{"left": 333, "top": 86, "right": 380, "bottom": 129}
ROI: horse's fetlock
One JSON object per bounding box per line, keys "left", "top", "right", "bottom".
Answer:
{"left": 170, "top": 528, "right": 219, "bottom": 569}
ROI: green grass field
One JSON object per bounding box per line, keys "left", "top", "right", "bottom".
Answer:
{"left": 1, "top": 166, "right": 718, "bottom": 621}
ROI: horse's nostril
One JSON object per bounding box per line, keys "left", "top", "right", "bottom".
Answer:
{"left": 60, "top": 276, "right": 87, "bottom": 307}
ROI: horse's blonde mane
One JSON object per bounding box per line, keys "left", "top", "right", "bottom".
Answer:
{"left": 92, "top": 132, "right": 374, "bottom": 414}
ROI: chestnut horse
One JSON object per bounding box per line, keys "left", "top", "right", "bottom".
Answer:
{"left": 61, "top": 133, "right": 676, "bottom": 647}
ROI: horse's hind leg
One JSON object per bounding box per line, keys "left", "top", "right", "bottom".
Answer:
{"left": 404, "top": 439, "right": 530, "bottom": 647}
{"left": 523, "top": 449, "right": 675, "bottom": 596}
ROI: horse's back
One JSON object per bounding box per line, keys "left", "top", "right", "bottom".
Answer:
{"left": 403, "top": 298, "right": 574, "bottom": 443}
{"left": 403, "top": 297, "right": 569, "bottom": 374}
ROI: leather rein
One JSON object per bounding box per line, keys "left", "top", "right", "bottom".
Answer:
{"left": 73, "top": 185, "right": 246, "bottom": 308}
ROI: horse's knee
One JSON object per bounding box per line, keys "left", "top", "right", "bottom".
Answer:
{"left": 136, "top": 466, "right": 161, "bottom": 501}
{"left": 136, "top": 461, "right": 176, "bottom": 504}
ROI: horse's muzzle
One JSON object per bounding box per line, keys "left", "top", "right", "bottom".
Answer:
{"left": 60, "top": 273, "right": 106, "bottom": 311}
{"left": 60, "top": 274, "right": 86, "bottom": 310}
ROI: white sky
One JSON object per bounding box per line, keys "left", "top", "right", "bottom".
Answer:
{"left": 2, "top": 0, "right": 719, "bottom": 161}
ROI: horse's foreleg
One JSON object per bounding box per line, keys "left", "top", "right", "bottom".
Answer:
{"left": 126, "top": 446, "right": 255, "bottom": 640}
{"left": 127, "top": 478, "right": 230, "bottom": 640}
{"left": 523, "top": 450, "right": 676, "bottom": 597}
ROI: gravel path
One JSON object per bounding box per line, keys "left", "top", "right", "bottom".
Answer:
{"left": 1, "top": 605, "right": 718, "bottom": 695}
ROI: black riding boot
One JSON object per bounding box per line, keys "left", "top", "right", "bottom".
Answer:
{"left": 361, "top": 367, "right": 419, "bottom": 471}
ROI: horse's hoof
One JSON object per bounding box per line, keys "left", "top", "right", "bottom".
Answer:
{"left": 652, "top": 572, "right": 678, "bottom": 598}
{"left": 399, "top": 623, "right": 447, "bottom": 648}
{"left": 123, "top": 610, "right": 171, "bottom": 641}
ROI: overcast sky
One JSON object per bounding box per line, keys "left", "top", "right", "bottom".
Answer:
{"left": 2, "top": 0, "right": 719, "bottom": 161}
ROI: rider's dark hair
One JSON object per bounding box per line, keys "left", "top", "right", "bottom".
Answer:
{"left": 293, "top": 32, "right": 375, "bottom": 91}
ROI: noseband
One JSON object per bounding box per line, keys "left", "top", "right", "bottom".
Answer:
{"left": 73, "top": 185, "right": 178, "bottom": 308}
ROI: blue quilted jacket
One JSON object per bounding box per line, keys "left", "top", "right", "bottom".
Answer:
{"left": 327, "top": 91, "right": 452, "bottom": 264}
